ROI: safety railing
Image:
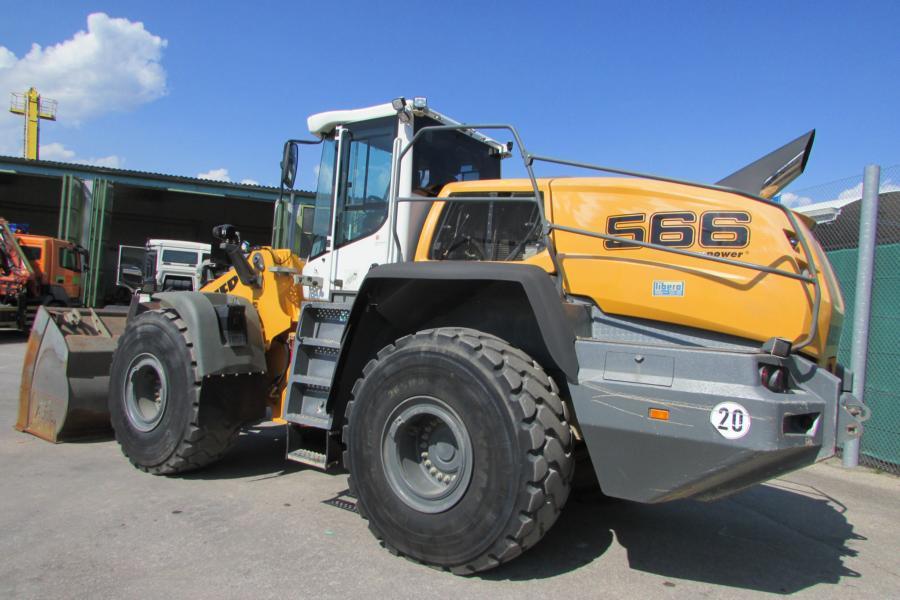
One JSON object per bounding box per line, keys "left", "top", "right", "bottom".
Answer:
{"left": 386, "top": 123, "right": 823, "bottom": 353}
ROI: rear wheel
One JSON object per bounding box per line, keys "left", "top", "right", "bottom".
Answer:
{"left": 108, "top": 309, "right": 241, "bottom": 474}
{"left": 344, "top": 327, "right": 573, "bottom": 573}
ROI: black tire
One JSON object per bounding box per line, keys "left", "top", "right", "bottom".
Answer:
{"left": 108, "top": 308, "right": 240, "bottom": 474}
{"left": 344, "top": 327, "right": 574, "bottom": 573}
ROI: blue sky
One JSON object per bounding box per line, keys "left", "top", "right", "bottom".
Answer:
{"left": 1, "top": 1, "right": 898, "bottom": 200}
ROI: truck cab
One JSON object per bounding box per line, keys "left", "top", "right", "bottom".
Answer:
{"left": 117, "top": 239, "right": 212, "bottom": 298}
{"left": 14, "top": 233, "right": 84, "bottom": 301}
{"left": 0, "top": 221, "right": 85, "bottom": 330}
{"left": 293, "top": 98, "right": 509, "bottom": 302}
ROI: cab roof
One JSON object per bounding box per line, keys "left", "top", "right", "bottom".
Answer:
{"left": 306, "top": 99, "right": 510, "bottom": 157}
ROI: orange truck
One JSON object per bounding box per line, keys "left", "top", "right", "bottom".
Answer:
{"left": 0, "top": 219, "right": 86, "bottom": 331}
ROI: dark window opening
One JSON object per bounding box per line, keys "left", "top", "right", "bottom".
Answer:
{"left": 429, "top": 192, "right": 544, "bottom": 261}
{"left": 21, "top": 246, "right": 42, "bottom": 262}
{"left": 413, "top": 116, "right": 501, "bottom": 196}
{"left": 59, "top": 247, "right": 81, "bottom": 272}
{"left": 161, "top": 249, "right": 199, "bottom": 266}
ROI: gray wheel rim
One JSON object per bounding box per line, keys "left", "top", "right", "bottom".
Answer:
{"left": 123, "top": 353, "right": 168, "bottom": 432}
{"left": 381, "top": 395, "right": 474, "bottom": 514}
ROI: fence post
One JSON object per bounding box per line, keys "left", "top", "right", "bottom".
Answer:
{"left": 843, "top": 164, "right": 880, "bottom": 468}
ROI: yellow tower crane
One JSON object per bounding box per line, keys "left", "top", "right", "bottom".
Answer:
{"left": 9, "top": 87, "right": 57, "bottom": 160}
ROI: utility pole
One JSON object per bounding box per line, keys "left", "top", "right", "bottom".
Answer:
{"left": 9, "top": 87, "right": 57, "bottom": 160}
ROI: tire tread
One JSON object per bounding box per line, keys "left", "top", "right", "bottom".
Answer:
{"left": 112, "top": 308, "right": 240, "bottom": 475}
{"left": 343, "top": 327, "right": 573, "bottom": 574}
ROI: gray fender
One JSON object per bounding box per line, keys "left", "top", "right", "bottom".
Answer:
{"left": 328, "top": 262, "right": 584, "bottom": 416}
{"left": 153, "top": 291, "right": 267, "bottom": 378}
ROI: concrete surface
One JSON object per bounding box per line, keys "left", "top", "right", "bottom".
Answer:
{"left": 1, "top": 334, "right": 898, "bottom": 599}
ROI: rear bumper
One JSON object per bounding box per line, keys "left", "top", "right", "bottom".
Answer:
{"left": 570, "top": 340, "right": 867, "bottom": 503}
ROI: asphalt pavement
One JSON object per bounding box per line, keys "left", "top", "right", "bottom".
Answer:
{"left": 1, "top": 333, "right": 898, "bottom": 599}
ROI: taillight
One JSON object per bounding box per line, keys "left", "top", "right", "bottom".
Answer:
{"left": 760, "top": 364, "right": 788, "bottom": 393}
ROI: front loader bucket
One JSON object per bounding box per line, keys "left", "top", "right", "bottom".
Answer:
{"left": 16, "top": 306, "right": 129, "bottom": 442}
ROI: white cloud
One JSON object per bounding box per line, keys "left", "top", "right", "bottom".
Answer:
{"left": 87, "top": 155, "right": 124, "bottom": 168}
{"left": 240, "top": 178, "right": 260, "bottom": 186}
{"left": 39, "top": 141, "right": 123, "bottom": 168}
{"left": 39, "top": 142, "right": 75, "bottom": 161}
{"left": 0, "top": 13, "right": 167, "bottom": 156}
{"left": 198, "top": 168, "right": 231, "bottom": 182}
{"left": 779, "top": 191, "right": 814, "bottom": 208}
{"left": 835, "top": 179, "right": 900, "bottom": 201}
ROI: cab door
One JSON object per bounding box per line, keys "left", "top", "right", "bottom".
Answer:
{"left": 54, "top": 240, "right": 83, "bottom": 301}
{"left": 302, "top": 117, "right": 406, "bottom": 300}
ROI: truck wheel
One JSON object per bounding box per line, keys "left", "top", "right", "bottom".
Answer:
{"left": 344, "top": 328, "right": 573, "bottom": 573}
{"left": 108, "top": 309, "right": 240, "bottom": 474}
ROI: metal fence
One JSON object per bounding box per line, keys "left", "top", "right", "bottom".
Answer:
{"left": 785, "top": 165, "right": 900, "bottom": 474}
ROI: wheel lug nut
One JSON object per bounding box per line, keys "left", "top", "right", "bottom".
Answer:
{"left": 429, "top": 467, "right": 438, "bottom": 476}
{"left": 420, "top": 452, "right": 428, "bottom": 458}
{"left": 424, "top": 460, "right": 432, "bottom": 468}
{"left": 442, "top": 474, "right": 451, "bottom": 483}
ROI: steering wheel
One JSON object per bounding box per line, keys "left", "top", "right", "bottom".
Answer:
{"left": 440, "top": 235, "right": 485, "bottom": 260}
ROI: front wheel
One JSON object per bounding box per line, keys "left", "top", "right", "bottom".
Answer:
{"left": 108, "top": 309, "right": 242, "bottom": 474}
{"left": 344, "top": 328, "right": 573, "bottom": 573}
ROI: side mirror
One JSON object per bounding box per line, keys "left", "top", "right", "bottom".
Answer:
{"left": 212, "top": 224, "right": 241, "bottom": 245}
{"left": 281, "top": 141, "right": 299, "bottom": 189}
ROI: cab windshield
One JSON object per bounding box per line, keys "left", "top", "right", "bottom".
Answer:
{"left": 307, "top": 115, "right": 502, "bottom": 259}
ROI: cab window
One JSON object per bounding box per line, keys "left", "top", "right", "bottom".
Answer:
{"left": 309, "top": 138, "right": 337, "bottom": 259}
{"left": 335, "top": 118, "right": 395, "bottom": 248}
{"left": 161, "top": 249, "right": 199, "bottom": 266}
{"left": 59, "top": 247, "right": 81, "bottom": 271}
{"left": 22, "top": 246, "right": 42, "bottom": 263}
{"left": 413, "top": 116, "right": 501, "bottom": 195}
{"left": 429, "top": 192, "right": 544, "bottom": 261}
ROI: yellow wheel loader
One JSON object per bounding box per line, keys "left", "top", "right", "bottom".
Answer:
{"left": 17, "top": 98, "right": 868, "bottom": 573}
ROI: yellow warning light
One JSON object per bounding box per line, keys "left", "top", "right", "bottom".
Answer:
{"left": 649, "top": 408, "right": 670, "bottom": 421}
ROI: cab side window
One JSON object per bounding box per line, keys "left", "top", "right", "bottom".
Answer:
{"left": 430, "top": 193, "right": 544, "bottom": 261}
{"left": 335, "top": 118, "right": 395, "bottom": 248}
{"left": 59, "top": 247, "right": 81, "bottom": 271}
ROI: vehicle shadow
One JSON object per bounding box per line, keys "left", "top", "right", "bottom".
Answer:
{"left": 181, "top": 422, "right": 306, "bottom": 481}
{"left": 482, "top": 478, "right": 862, "bottom": 594}
{"left": 162, "top": 423, "right": 863, "bottom": 594}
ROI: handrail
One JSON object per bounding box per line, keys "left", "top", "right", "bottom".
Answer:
{"left": 385, "top": 123, "right": 823, "bottom": 353}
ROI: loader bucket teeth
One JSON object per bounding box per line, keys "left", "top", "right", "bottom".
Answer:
{"left": 16, "top": 306, "right": 128, "bottom": 442}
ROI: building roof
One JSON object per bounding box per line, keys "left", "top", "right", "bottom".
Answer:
{"left": 0, "top": 155, "right": 313, "bottom": 201}
{"left": 799, "top": 191, "right": 900, "bottom": 250}
{"left": 794, "top": 196, "right": 858, "bottom": 223}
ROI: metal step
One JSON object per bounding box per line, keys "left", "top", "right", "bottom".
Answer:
{"left": 298, "top": 336, "right": 341, "bottom": 350}
{"left": 286, "top": 447, "right": 329, "bottom": 469}
{"left": 305, "top": 301, "right": 352, "bottom": 312}
{"left": 284, "top": 412, "right": 330, "bottom": 429}
{"left": 295, "top": 374, "right": 332, "bottom": 390}
{"left": 285, "top": 426, "right": 341, "bottom": 471}
{"left": 283, "top": 300, "right": 352, "bottom": 435}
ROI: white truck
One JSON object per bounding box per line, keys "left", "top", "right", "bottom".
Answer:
{"left": 116, "top": 239, "right": 211, "bottom": 298}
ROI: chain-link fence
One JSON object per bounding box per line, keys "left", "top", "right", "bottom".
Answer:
{"left": 784, "top": 165, "right": 900, "bottom": 474}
